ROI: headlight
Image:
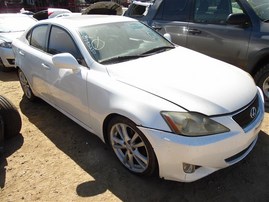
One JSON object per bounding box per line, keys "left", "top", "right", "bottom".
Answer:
{"left": 0, "top": 41, "right": 12, "bottom": 48}
{"left": 161, "top": 111, "right": 230, "bottom": 136}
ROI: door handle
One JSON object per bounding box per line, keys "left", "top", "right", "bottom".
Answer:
{"left": 188, "top": 29, "right": 202, "bottom": 35}
{"left": 152, "top": 25, "right": 162, "bottom": 31}
{"left": 41, "top": 63, "right": 50, "bottom": 70}
{"left": 18, "top": 50, "right": 25, "bottom": 56}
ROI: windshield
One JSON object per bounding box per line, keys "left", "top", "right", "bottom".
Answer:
{"left": 247, "top": 0, "right": 269, "bottom": 21}
{"left": 78, "top": 21, "right": 174, "bottom": 64}
{"left": 0, "top": 15, "right": 36, "bottom": 33}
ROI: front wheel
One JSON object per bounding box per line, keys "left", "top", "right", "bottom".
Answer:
{"left": 107, "top": 116, "right": 157, "bottom": 176}
{"left": 254, "top": 64, "right": 269, "bottom": 107}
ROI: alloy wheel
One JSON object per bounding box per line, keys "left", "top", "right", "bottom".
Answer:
{"left": 110, "top": 122, "right": 150, "bottom": 173}
{"left": 18, "top": 70, "right": 33, "bottom": 100}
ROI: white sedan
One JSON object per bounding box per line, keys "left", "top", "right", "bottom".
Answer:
{"left": 0, "top": 13, "right": 36, "bottom": 71}
{"left": 12, "top": 15, "right": 264, "bottom": 182}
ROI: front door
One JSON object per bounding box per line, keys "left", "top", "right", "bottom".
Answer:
{"left": 186, "top": 0, "right": 252, "bottom": 68}
{"left": 44, "top": 25, "right": 90, "bottom": 126}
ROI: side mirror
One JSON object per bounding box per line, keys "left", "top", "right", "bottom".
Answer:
{"left": 164, "top": 33, "right": 172, "bottom": 42}
{"left": 226, "top": 13, "right": 250, "bottom": 27}
{"left": 52, "top": 53, "right": 79, "bottom": 71}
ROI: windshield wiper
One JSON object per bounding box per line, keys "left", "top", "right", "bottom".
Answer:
{"left": 141, "top": 46, "right": 175, "bottom": 55}
{"left": 100, "top": 55, "right": 145, "bottom": 64}
{"left": 100, "top": 46, "right": 175, "bottom": 64}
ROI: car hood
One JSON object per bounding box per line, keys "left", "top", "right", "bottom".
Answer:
{"left": 106, "top": 47, "right": 257, "bottom": 116}
{"left": 0, "top": 31, "right": 24, "bottom": 42}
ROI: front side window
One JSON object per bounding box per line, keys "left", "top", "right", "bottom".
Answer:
{"left": 155, "top": 0, "right": 190, "bottom": 21}
{"left": 48, "top": 26, "right": 80, "bottom": 58}
{"left": 48, "top": 26, "right": 85, "bottom": 65}
{"left": 29, "top": 25, "right": 48, "bottom": 51}
{"left": 194, "top": 0, "right": 244, "bottom": 24}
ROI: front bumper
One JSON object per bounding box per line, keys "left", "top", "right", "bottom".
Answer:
{"left": 0, "top": 47, "right": 15, "bottom": 68}
{"left": 139, "top": 91, "right": 264, "bottom": 182}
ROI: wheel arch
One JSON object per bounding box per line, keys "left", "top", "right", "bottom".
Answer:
{"left": 102, "top": 113, "right": 138, "bottom": 145}
{"left": 248, "top": 48, "right": 269, "bottom": 76}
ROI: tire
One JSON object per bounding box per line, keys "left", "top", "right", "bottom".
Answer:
{"left": 254, "top": 64, "right": 269, "bottom": 107}
{"left": 0, "top": 115, "right": 4, "bottom": 153}
{"left": 17, "top": 68, "right": 36, "bottom": 101}
{"left": 0, "top": 96, "right": 22, "bottom": 139}
{"left": 107, "top": 116, "right": 157, "bottom": 176}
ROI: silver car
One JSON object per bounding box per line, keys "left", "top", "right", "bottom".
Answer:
{"left": 0, "top": 13, "right": 36, "bottom": 72}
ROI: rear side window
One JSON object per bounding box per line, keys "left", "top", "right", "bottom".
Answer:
{"left": 28, "top": 25, "right": 48, "bottom": 51}
{"left": 155, "top": 0, "right": 190, "bottom": 21}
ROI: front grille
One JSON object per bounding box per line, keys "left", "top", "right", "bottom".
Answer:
{"left": 232, "top": 95, "right": 259, "bottom": 129}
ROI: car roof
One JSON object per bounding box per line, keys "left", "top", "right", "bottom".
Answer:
{"left": 39, "top": 15, "right": 137, "bottom": 29}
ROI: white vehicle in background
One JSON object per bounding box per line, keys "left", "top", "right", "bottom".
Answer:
{"left": 33, "top": 8, "right": 72, "bottom": 20}
{"left": 0, "top": 13, "right": 36, "bottom": 72}
{"left": 55, "top": 12, "right": 82, "bottom": 18}
{"left": 12, "top": 15, "right": 264, "bottom": 182}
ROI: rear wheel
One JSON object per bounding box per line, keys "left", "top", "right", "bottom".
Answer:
{"left": 254, "top": 64, "right": 269, "bottom": 107}
{"left": 0, "top": 96, "right": 22, "bottom": 139}
{"left": 18, "top": 69, "right": 36, "bottom": 101}
{"left": 107, "top": 116, "right": 157, "bottom": 176}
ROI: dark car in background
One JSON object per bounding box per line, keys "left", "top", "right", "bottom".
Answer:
{"left": 33, "top": 8, "right": 72, "bottom": 20}
{"left": 124, "top": 0, "right": 269, "bottom": 107}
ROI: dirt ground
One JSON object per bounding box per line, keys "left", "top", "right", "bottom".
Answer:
{"left": 0, "top": 70, "right": 269, "bottom": 202}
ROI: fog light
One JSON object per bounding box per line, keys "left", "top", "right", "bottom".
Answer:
{"left": 183, "top": 163, "right": 195, "bottom": 173}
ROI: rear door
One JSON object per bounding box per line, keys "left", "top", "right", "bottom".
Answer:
{"left": 18, "top": 24, "right": 52, "bottom": 102}
{"left": 186, "top": 0, "right": 252, "bottom": 68}
{"left": 150, "top": 0, "right": 191, "bottom": 47}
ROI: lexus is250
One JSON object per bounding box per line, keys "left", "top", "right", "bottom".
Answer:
{"left": 12, "top": 15, "right": 264, "bottom": 182}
